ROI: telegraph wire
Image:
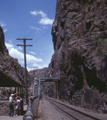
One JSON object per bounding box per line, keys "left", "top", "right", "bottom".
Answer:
{"left": 33, "top": 28, "right": 51, "bottom": 44}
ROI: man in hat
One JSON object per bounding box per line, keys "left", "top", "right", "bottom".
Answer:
{"left": 9, "top": 92, "right": 18, "bottom": 117}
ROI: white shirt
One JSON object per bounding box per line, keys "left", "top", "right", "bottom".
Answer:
{"left": 17, "top": 99, "right": 21, "bottom": 103}
{"left": 9, "top": 96, "right": 13, "bottom": 102}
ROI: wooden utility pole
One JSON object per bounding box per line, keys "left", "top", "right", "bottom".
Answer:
{"left": 17, "top": 38, "right": 32, "bottom": 104}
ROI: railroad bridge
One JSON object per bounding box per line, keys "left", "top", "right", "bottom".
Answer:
{"left": 40, "top": 76, "right": 60, "bottom": 99}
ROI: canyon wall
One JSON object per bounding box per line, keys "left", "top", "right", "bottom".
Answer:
{"left": 48, "top": 0, "right": 107, "bottom": 111}
{"left": 0, "top": 26, "right": 33, "bottom": 88}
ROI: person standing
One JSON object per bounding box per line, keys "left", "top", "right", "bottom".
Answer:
{"left": 9, "top": 92, "right": 18, "bottom": 117}
{"left": 14, "top": 96, "right": 22, "bottom": 117}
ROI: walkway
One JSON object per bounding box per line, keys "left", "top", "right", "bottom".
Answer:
{"left": 0, "top": 104, "right": 28, "bottom": 120}
{"left": 0, "top": 116, "right": 23, "bottom": 120}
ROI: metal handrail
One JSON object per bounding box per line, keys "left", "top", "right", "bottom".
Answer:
{"left": 23, "top": 82, "right": 40, "bottom": 120}
{"left": 23, "top": 97, "right": 33, "bottom": 120}
{"left": 23, "top": 96, "right": 39, "bottom": 120}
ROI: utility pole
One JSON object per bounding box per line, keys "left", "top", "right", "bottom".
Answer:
{"left": 17, "top": 38, "right": 32, "bottom": 104}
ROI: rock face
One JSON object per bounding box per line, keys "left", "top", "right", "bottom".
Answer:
{"left": 0, "top": 26, "right": 8, "bottom": 55}
{"left": 0, "top": 26, "right": 33, "bottom": 87}
{"left": 0, "top": 101, "right": 9, "bottom": 116}
{"left": 29, "top": 67, "right": 52, "bottom": 79}
{"left": 49, "top": 0, "right": 107, "bottom": 112}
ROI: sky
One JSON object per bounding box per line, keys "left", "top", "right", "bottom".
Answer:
{"left": 0, "top": 0, "right": 57, "bottom": 71}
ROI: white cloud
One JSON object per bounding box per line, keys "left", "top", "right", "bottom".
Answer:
{"left": 39, "top": 18, "right": 53, "bottom": 25}
{"left": 30, "top": 10, "right": 54, "bottom": 25}
{"left": 17, "top": 46, "right": 23, "bottom": 51}
{"left": 0, "top": 22, "right": 8, "bottom": 32}
{"left": 30, "top": 26, "right": 41, "bottom": 31}
{"left": 30, "top": 51, "right": 36, "bottom": 55}
{"left": 5, "top": 43, "right": 43, "bottom": 69}
{"left": 30, "top": 10, "right": 47, "bottom": 18}
{"left": 26, "top": 54, "right": 43, "bottom": 63}
{"left": 9, "top": 48, "right": 24, "bottom": 64}
{"left": 3, "top": 28, "right": 8, "bottom": 32}
{"left": 0, "top": 22, "right": 6, "bottom": 27}
{"left": 27, "top": 63, "right": 47, "bottom": 71}
{"left": 5, "top": 43, "right": 14, "bottom": 50}
{"left": 7, "top": 39, "right": 13, "bottom": 44}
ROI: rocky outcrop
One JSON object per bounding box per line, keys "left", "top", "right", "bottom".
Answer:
{"left": 49, "top": 0, "right": 107, "bottom": 112}
{"left": 0, "top": 26, "right": 8, "bottom": 55}
{"left": 0, "top": 26, "right": 33, "bottom": 88}
{"left": 0, "top": 101, "right": 9, "bottom": 116}
{"left": 29, "top": 67, "right": 53, "bottom": 79}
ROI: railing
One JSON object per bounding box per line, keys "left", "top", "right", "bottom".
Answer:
{"left": 23, "top": 84, "right": 40, "bottom": 120}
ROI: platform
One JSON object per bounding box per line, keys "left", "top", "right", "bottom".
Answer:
{"left": 0, "top": 116, "right": 23, "bottom": 120}
{"left": 0, "top": 104, "right": 28, "bottom": 120}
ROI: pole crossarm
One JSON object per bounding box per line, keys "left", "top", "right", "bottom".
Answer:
{"left": 17, "top": 44, "right": 33, "bottom": 46}
{"left": 17, "top": 38, "right": 32, "bottom": 40}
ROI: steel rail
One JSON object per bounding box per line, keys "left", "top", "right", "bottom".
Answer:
{"left": 45, "top": 97, "right": 107, "bottom": 120}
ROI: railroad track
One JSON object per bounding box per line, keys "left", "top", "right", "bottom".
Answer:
{"left": 45, "top": 97, "right": 107, "bottom": 120}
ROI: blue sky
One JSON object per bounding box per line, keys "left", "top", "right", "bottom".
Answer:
{"left": 0, "top": 0, "right": 57, "bottom": 71}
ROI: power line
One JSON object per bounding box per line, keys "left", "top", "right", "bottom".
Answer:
{"left": 33, "top": 28, "right": 51, "bottom": 44}
{"left": 29, "top": 2, "right": 56, "bottom": 44}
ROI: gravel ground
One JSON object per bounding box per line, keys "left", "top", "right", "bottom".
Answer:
{"left": 35, "top": 97, "right": 107, "bottom": 120}
{"left": 37, "top": 97, "right": 75, "bottom": 120}
{"left": 35, "top": 99, "right": 44, "bottom": 120}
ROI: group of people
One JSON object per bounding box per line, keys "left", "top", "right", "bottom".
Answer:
{"left": 9, "top": 92, "right": 22, "bottom": 117}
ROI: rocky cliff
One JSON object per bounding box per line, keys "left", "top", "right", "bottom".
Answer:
{"left": 49, "top": 0, "right": 107, "bottom": 112}
{"left": 0, "top": 26, "right": 33, "bottom": 88}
